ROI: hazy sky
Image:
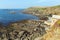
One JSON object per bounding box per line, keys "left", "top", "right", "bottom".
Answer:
{"left": 0, "top": 0, "right": 60, "bottom": 9}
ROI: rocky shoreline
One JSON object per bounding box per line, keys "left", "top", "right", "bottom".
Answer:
{"left": 0, "top": 20, "right": 48, "bottom": 40}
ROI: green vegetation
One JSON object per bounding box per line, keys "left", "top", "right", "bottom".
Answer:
{"left": 23, "top": 5, "right": 60, "bottom": 15}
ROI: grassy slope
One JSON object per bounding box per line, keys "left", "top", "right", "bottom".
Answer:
{"left": 24, "top": 5, "right": 60, "bottom": 15}
{"left": 42, "top": 20, "right": 60, "bottom": 40}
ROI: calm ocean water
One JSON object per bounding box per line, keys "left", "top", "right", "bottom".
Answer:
{"left": 0, "top": 9, "right": 39, "bottom": 25}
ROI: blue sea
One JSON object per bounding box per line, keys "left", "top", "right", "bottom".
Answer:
{"left": 0, "top": 9, "right": 39, "bottom": 25}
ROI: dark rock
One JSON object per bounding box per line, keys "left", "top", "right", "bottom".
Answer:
{"left": 0, "top": 20, "right": 47, "bottom": 40}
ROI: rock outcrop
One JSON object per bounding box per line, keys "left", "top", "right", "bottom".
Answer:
{"left": 0, "top": 20, "right": 47, "bottom": 40}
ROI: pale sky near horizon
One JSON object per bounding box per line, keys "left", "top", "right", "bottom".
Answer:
{"left": 0, "top": 0, "right": 60, "bottom": 9}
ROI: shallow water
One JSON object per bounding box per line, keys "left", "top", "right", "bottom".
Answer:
{"left": 0, "top": 9, "right": 39, "bottom": 25}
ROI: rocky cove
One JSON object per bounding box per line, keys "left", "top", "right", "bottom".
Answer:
{"left": 0, "top": 6, "right": 60, "bottom": 40}
{"left": 0, "top": 9, "right": 47, "bottom": 40}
